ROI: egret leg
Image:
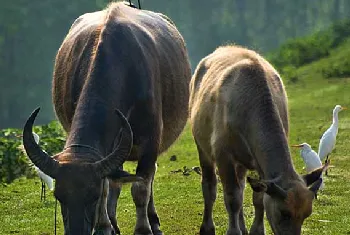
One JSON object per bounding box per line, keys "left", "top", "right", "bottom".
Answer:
{"left": 325, "top": 155, "right": 329, "bottom": 176}
{"left": 43, "top": 182, "right": 46, "bottom": 201}
{"left": 40, "top": 181, "right": 44, "bottom": 202}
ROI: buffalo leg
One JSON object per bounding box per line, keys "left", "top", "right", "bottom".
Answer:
{"left": 147, "top": 170, "right": 162, "bottom": 235}
{"left": 238, "top": 208, "right": 247, "bottom": 235}
{"left": 216, "top": 153, "right": 247, "bottom": 235}
{"left": 107, "top": 180, "right": 122, "bottom": 234}
{"left": 132, "top": 144, "right": 158, "bottom": 235}
{"left": 197, "top": 142, "right": 217, "bottom": 235}
{"left": 236, "top": 165, "right": 248, "bottom": 235}
{"left": 249, "top": 191, "right": 265, "bottom": 235}
{"left": 95, "top": 179, "right": 115, "bottom": 235}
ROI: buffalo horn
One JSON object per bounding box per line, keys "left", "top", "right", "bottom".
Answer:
{"left": 95, "top": 109, "right": 133, "bottom": 178}
{"left": 23, "top": 108, "right": 59, "bottom": 178}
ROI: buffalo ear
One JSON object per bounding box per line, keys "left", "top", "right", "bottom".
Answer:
{"left": 303, "top": 161, "right": 329, "bottom": 186}
{"left": 107, "top": 169, "right": 143, "bottom": 183}
{"left": 247, "top": 177, "right": 287, "bottom": 200}
{"left": 309, "top": 178, "right": 323, "bottom": 198}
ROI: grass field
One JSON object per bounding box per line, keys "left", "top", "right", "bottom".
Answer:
{"left": 1, "top": 43, "right": 350, "bottom": 234}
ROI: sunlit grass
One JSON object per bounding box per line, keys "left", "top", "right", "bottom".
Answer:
{"left": 2, "top": 44, "right": 350, "bottom": 234}
{"left": 1, "top": 74, "right": 350, "bottom": 234}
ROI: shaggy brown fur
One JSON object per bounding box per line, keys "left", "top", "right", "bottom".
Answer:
{"left": 190, "top": 45, "right": 323, "bottom": 235}
{"left": 23, "top": 2, "right": 191, "bottom": 235}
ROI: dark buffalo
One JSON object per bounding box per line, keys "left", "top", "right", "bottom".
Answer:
{"left": 23, "top": 2, "right": 191, "bottom": 235}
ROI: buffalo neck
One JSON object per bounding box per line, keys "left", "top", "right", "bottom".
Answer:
{"left": 65, "top": 99, "right": 121, "bottom": 157}
{"left": 63, "top": 29, "right": 137, "bottom": 159}
{"left": 247, "top": 104, "right": 298, "bottom": 182}
{"left": 64, "top": 68, "right": 128, "bottom": 158}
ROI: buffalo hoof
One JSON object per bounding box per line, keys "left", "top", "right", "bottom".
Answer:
{"left": 152, "top": 230, "right": 163, "bottom": 235}
{"left": 134, "top": 228, "right": 153, "bottom": 235}
{"left": 249, "top": 228, "right": 265, "bottom": 235}
{"left": 110, "top": 218, "right": 120, "bottom": 235}
{"left": 150, "top": 220, "right": 162, "bottom": 235}
{"left": 226, "top": 228, "right": 246, "bottom": 235}
{"left": 151, "top": 227, "right": 163, "bottom": 235}
{"left": 111, "top": 227, "right": 120, "bottom": 235}
{"left": 114, "top": 226, "right": 120, "bottom": 235}
{"left": 93, "top": 230, "right": 113, "bottom": 235}
{"left": 200, "top": 225, "right": 215, "bottom": 235}
{"left": 93, "top": 225, "right": 115, "bottom": 235}
{"left": 249, "top": 231, "right": 265, "bottom": 235}
{"left": 241, "top": 229, "right": 248, "bottom": 235}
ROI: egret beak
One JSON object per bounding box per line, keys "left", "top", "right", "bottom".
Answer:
{"left": 291, "top": 144, "right": 303, "bottom": 148}
{"left": 341, "top": 107, "right": 347, "bottom": 110}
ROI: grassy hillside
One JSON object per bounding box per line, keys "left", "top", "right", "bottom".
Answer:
{"left": 1, "top": 24, "right": 350, "bottom": 235}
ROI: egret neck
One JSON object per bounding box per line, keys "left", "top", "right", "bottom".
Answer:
{"left": 332, "top": 107, "right": 340, "bottom": 134}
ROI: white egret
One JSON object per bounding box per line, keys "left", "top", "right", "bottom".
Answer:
{"left": 318, "top": 105, "right": 346, "bottom": 175}
{"left": 292, "top": 143, "right": 325, "bottom": 190}
{"left": 18, "top": 132, "right": 54, "bottom": 201}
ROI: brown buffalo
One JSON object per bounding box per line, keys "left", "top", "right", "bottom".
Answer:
{"left": 23, "top": 2, "right": 191, "bottom": 235}
{"left": 189, "top": 45, "right": 325, "bottom": 235}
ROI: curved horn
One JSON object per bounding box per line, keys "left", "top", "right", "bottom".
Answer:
{"left": 247, "top": 176, "right": 287, "bottom": 200}
{"left": 95, "top": 109, "right": 133, "bottom": 178}
{"left": 23, "top": 108, "right": 59, "bottom": 178}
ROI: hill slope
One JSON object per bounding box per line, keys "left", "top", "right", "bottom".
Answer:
{"left": 1, "top": 21, "right": 350, "bottom": 235}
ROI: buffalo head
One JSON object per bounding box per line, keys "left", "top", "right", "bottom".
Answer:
{"left": 22, "top": 108, "right": 140, "bottom": 234}
{"left": 248, "top": 164, "right": 327, "bottom": 235}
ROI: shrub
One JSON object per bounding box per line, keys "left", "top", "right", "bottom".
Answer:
{"left": 0, "top": 128, "right": 31, "bottom": 183}
{"left": 33, "top": 121, "right": 66, "bottom": 156}
{"left": 321, "top": 57, "right": 350, "bottom": 79}
{"left": 267, "top": 19, "right": 350, "bottom": 71}
{"left": 281, "top": 65, "right": 299, "bottom": 84}
{"left": 0, "top": 121, "right": 65, "bottom": 183}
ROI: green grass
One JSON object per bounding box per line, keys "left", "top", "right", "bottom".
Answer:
{"left": 1, "top": 75, "right": 350, "bottom": 234}
{"left": 2, "top": 35, "right": 350, "bottom": 235}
